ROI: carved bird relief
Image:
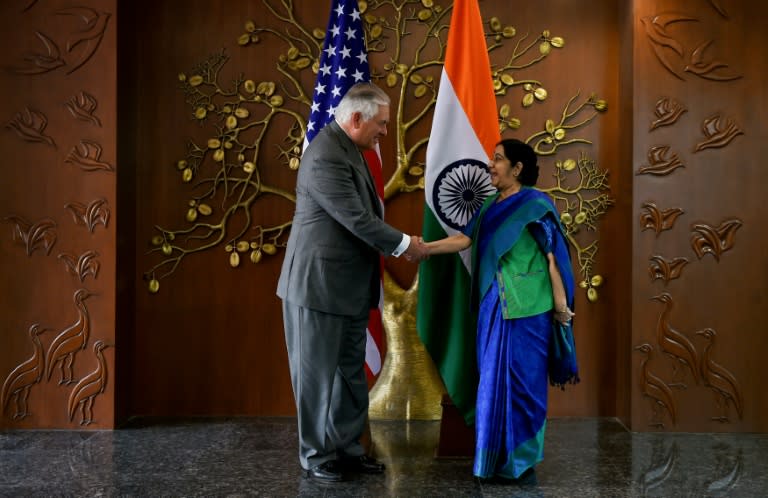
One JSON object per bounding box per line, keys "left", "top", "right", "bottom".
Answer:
{"left": 651, "top": 292, "right": 700, "bottom": 387}
{"left": 6, "top": 107, "right": 56, "bottom": 147}
{"left": 640, "top": 202, "right": 684, "bottom": 236}
{"left": 46, "top": 289, "right": 94, "bottom": 385}
{"left": 1, "top": 324, "right": 47, "bottom": 420}
{"left": 65, "top": 140, "right": 114, "bottom": 172}
{"left": 637, "top": 146, "right": 684, "bottom": 176}
{"left": 691, "top": 219, "right": 742, "bottom": 261}
{"left": 57, "top": 7, "right": 111, "bottom": 75}
{"left": 650, "top": 97, "right": 687, "bottom": 131}
{"left": 696, "top": 328, "right": 743, "bottom": 423}
{"left": 2, "top": 215, "right": 57, "bottom": 256}
{"left": 58, "top": 250, "right": 100, "bottom": 282}
{"left": 64, "top": 198, "right": 110, "bottom": 233}
{"left": 634, "top": 343, "right": 677, "bottom": 428}
{"left": 10, "top": 31, "right": 64, "bottom": 75}
{"left": 649, "top": 255, "right": 689, "bottom": 284}
{"left": 67, "top": 340, "right": 111, "bottom": 426}
{"left": 694, "top": 114, "right": 743, "bottom": 152}
{"left": 64, "top": 91, "right": 101, "bottom": 127}
{"left": 640, "top": 13, "right": 698, "bottom": 80}
{"left": 684, "top": 40, "right": 741, "bottom": 81}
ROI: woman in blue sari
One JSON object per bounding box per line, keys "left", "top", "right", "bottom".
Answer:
{"left": 424, "top": 138, "right": 578, "bottom": 482}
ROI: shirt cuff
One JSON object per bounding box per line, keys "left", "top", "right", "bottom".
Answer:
{"left": 391, "top": 234, "right": 411, "bottom": 257}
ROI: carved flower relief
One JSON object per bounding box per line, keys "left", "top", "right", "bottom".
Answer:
{"left": 64, "top": 198, "right": 110, "bottom": 233}
{"left": 58, "top": 251, "right": 100, "bottom": 282}
{"left": 694, "top": 114, "right": 743, "bottom": 152}
{"left": 649, "top": 255, "right": 689, "bottom": 283}
{"left": 691, "top": 219, "right": 742, "bottom": 261}
{"left": 650, "top": 97, "right": 687, "bottom": 131}
{"left": 640, "top": 202, "right": 684, "bottom": 236}
{"left": 2, "top": 215, "right": 57, "bottom": 256}
{"left": 637, "top": 146, "right": 684, "bottom": 176}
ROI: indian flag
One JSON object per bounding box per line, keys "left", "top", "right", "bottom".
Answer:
{"left": 416, "top": 0, "right": 500, "bottom": 425}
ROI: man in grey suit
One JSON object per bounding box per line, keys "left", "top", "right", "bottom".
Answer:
{"left": 277, "top": 83, "right": 427, "bottom": 483}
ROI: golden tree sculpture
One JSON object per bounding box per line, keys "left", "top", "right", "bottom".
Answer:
{"left": 143, "top": 0, "right": 612, "bottom": 302}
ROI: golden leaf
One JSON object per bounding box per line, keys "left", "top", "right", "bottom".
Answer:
{"left": 186, "top": 207, "right": 197, "bottom": 222}
{"left": 234, "top": 108, "right": 249, "bottom": 119}
{"left": 414, "top": 85, "right": 427, "bottom": 98}
{"left": 563, "top": 158, "right": 576, "bottom": 171}
{"left": 554, "top": 128, "right": 566, "bottom": 140}
{"left": 178, "top": 73, "right": 187, "bottom": 82}
{"left": 148, "top": 279, "right": 160, "bottom": 294}
{"left": 250, "top": 34, "right": 260, "bottom": 43}
{"left": 151, "top": 235, "right": 163, "bottom": 246}
{"left": 417, "top": 9, "right": 432, "bottom": 21}
{"left": 421, "top": 0, "right": 433, "bottom": 7}
{"left": 269, "top": 95, "right": 284, "bottom": 107}
{"left": 587, "top": 287, "right": 598, "bottom": 302}
{"left": 365, "top": 14, "right": 377, "bottom": 24}
{"left": 539, "top": 41, "right": 552, "bottom": 55}
{"left": 499, "top": 104, "right": 510, "bottom": 118}
{"left": 493, "top": 79, "right": 502, "bottom": 91}
{"left": 237, "top": 34, "right": 251, "bottom": 46}
{"left": 197, "top": 204, "right": 212, "bottom": 216}
{"left": 409, "top": 74, "right": 423, "bottom": 84}
{"left": 245, "top": 20, "right": 256, "bottom": 33}
{"left": 590, "top": 275, "right": 603, "bottom": 287}
{"left": 189, "top": 75, "right": 203, "bottom": 86}
{"left": 574, "top": 211, "right": 587, "bottom": 224}
{"left": 244, "top": 80, "right": 256, "bottom": 93}
{"left": 560, "top": 212, "right": 573, "bottom": 225}
{"left": 551, "top": 36, "right": 565, "bottom": 48}
{"left": 287, "top": 47, "right": 299, "bottom": 60}
{"left": 229, "top": 251, "right": 240, "bottom": 267}
{"left": 176, "top": 159, "right": 187, "bottom": 170}
{"left": 500, "top": 74, "right": 514, "bottom": 86}
{"left": 385, "top": 73, "right": 398, "bottom": 87}
{"left": 257, "top": 81, "right": 275, "bottom": 96}
{"left": 522, "top": 93, "right": 535, "bottom": 107}
{"left": 236, "top": 241, "right": 250, "bottom": 252}
{"left": 370, "top": 24, "right": 383, "bottom": 39}
{"left": 226, "top": 116, "right": 238, "bottom": 129}
{"left": 359, "top": 1, "right": 368, "bottom": 13}
{"left": 243, "top": 162, "right": 255, "bottom": 173}
{"left": 161, "top": 243, "right": 172, "bottom": 256}
{"left": 502, "top": 26, "right": 516, "bottom": 38}
{"left": 313, "top": 28, "right": 325, "bottom": 39}
{"left": 207, "top": 138, "right": 221, "bottom": 149}
{"left": 409, "top": 166, "right": 424, "bottom": 176}
{"left": 262, "top": 243, "right": 277, "bottom": 255}
{"left": 194, "top": 107, "right": 207, "bottom": 119}
{"left": 182, "top": 168, "right": 193, "bottom": 182}
{"left": 395, "top": 64, "right": 408, "bottom": 75}
{"left": 250, "top": 249, "right": 262, "bottom": 264}
{"left": 594, "top": 99, "right": 608, "bottom": 111}
{"left": 534, "top": 87, "right": 548, "bottom": 100}
{"left": 295, "top": 57, "right": 311, "bottom": 69}
{"left": 212, "top": 149, "right": 224, "bottom": 162}
{"left": 289, "top": 157, "right": 300, "bottom": 170}
{"left": 545, "top": 119, "right": 555, "bottom": 134}
{"left": 490, "top": 17, "right": 502, "bottom": 32}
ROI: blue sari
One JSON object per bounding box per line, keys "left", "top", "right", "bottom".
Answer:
{"left": 464, "top": 187, "right": 577, "bottom": 479}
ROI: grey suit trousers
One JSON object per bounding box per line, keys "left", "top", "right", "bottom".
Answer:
{"left": 282, "top": 299, "right": 369, "bottom": 470}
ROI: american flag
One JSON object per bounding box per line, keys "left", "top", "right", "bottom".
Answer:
{"left": 306, "top": 0, "right": 385, "bottom": 380}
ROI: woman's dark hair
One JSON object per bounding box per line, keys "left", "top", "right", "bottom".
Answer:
{"left": 498, "top": 138, "right": 539, "bottom": 186}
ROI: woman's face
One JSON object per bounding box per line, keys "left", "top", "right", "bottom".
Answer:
{"left": 488, "top": 144, "right": 521, "bottom": 191}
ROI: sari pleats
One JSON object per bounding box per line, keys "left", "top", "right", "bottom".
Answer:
{"left": 473, "top": 279, "right": 550, "bottom": 479}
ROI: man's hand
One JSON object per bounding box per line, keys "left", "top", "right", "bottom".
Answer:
{"left": 403, "top": 235, "right": 429, "bottom": 262}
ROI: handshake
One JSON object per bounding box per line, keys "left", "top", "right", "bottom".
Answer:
{"left": 403, "top": 235, "right": 430, "bottom": 263}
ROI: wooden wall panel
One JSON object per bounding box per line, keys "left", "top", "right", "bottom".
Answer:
{"left": 0, "top": 0, "right": 117, "bottom": 429}
{"left": 630, "top": 0, "right": 768, "bottom": 431}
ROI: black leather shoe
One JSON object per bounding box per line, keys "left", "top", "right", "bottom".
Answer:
{"left": 341, "top": 455, "right": 385, "bottom": 474}
{"left": 303, "top": 460, "right": 344, "bottom": 483}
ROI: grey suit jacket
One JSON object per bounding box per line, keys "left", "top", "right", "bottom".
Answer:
{"left": 277, "top": 121, "right": 403, "bottom": 316}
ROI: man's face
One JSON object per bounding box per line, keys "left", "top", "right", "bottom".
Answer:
{"left": 352, "top": 104, "right": 389, "bottom": 150}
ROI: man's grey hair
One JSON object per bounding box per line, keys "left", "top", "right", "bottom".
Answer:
{"left": 335, "top": 83, "right": 390, "bottom": 125}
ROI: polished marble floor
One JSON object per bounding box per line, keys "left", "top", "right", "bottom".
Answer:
{"left": 1, "top": 417, "right": 767, "bottom": 497}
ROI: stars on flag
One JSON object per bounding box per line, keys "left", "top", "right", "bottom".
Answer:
{"left": 306, "top": 0, "right": 369, "bottom": 143}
